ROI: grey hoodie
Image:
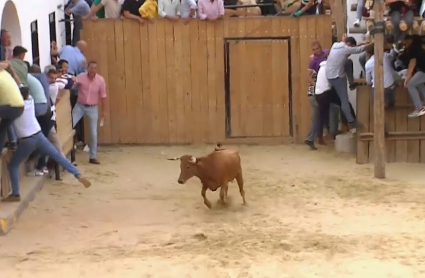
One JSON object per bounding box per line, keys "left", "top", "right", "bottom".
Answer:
{"left": 325, "top": 42, "right": 365, "bottom": 79}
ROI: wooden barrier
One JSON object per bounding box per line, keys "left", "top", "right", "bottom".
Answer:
{"left": 81, "top": 16, "right": 333, "bottom": 144}
{"left": 356, "top": 85, "right": 425, "bottom": 164}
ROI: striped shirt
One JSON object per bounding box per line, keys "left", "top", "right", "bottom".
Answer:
{"left": 325, "top": 42, "right": 366, "bottom": 79}
{"left": 365, "top": 50, "right": 397, "bottom": 89}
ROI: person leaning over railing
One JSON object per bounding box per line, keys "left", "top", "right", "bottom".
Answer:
{"left": 84, "top": 0, "right": 124, "bottom": 19}
{"left": 2, "top": 86, "right": 91, "bottom": 203}
{"left": 180, "top": 0, "right": 197, "bottom": 22}
{"left": 158, "top": 0, "right": 180, "bottom": 21}
{"left": 291, "top": 0, "right": 318, "bottom": 17}
{"left": 139, "top": 0, "right": 159, "bottom": 20}
{"left": 122, "top": 0, "right": 147, "bottom": 24}
{"left": 385, "top": 0, "right": 414, "bottom": 51}
{"left": 198, "top": 0, "right": 224, "bottom": 21}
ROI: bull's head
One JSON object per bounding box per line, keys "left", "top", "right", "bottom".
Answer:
{"left": 167, "top": 155, "right": 198, "bottom": 184}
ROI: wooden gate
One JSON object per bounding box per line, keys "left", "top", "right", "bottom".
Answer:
{"left": 226, "top": 38, "right": 291, "bottom": 138}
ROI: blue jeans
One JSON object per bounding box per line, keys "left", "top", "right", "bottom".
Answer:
{"left": 72, "top": 103, "right": 99, "bottom": 159}
{"left": 34, "top": 103, "right": 48, "bottom": 117}
{"left": 8, "top": 132, "right": 80, "bottom": 196}
{"left": 406, "top": 71, "right": 425, "bottom": 110}
{"left": 0, "top": 106, "right": 23, "bottom": 148}
{"left": 371, "top": 87, "right": 396, "bottom": 107}
{"left": 328, "top": 77, "right": 356, "bottom": 124}
{"left": 356, "top": 0, "right": 364, "bottom": 20}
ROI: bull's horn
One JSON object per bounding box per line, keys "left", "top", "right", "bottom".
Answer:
{"left": 189, "top": 156, "right": 197, "bottom": 163}
{"left": 167, "top": 157, "right": 180, "bottom": 161}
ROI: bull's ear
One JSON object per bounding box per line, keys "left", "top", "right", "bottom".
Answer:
{"left": 189, "top": 156, "right": 197, "bottom": 164}
{"left": 167, "top": 157, "right": 180, "bottom": 161}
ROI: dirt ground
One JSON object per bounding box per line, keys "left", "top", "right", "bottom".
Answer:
{"left": 0, "top": 145, "right": 425, "bottom": 278}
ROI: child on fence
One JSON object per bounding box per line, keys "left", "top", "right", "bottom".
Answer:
{"left": 2, "top": 86, "right": 91, "bottom": 202}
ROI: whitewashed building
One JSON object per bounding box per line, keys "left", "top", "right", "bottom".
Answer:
{"left": 0, "top": 0, "right": 71, "bottom": 68}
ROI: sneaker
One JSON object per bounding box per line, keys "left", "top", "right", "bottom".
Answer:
{"left": 408, "top": 108, "right": 425, "bottom": 118}
{"left": 305, "top": 140, "right": 317, "bottom": 150}
{"left": 353, "top": 19, "right": 360, "bottom": 27}
{"left": 2, "top": 195, "right": 21, "bottom": 202}
{"left": 78, "top": 176, "right": 91, "bottom": 188}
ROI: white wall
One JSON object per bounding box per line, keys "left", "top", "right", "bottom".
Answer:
{"left": 0, "top": 0, "right": 68, "bottom": 68}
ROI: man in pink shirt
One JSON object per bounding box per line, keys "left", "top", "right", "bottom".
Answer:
{"left": 72, "top": 61, "right": 107, "bottom": 164}
{"left": 197, "top": 0, "right": 224, "bottom": 21}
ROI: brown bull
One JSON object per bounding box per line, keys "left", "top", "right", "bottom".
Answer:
{"left": 168, "top": 144, "right": 246, "bottom": 209}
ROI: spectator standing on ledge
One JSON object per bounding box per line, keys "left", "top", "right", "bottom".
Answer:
{"left": 72, "top": 61, "right": 107, "bottom": 165}
{"left": 158, "top": 0, "right": 180, "bottom": 21}
{"left": 84, "top": 0, "right": 124, "bottom": 19}
{"left": 291, "top": 0, "right": 318, "bottom": 17}
{"left": 65, "top": 0, "right": 90, "bottom": 46}
{"left": 179, "top": 0, "right": 197, "bottom": 23}
{"left": 198, "top": 0, "right": 224, "bottom": 21}
{"left": 122, "top": 0, "right": 146, "bottom": 23}
{"left": 3, "top": 87, "right": 91, "bottom": 203}
{"left": 404, "top": 35, "right": 425, "bottom": 117}
{"left": 385, "top": 0, "right": 413, "bottom": 50}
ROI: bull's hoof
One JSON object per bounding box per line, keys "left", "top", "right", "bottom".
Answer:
{"left": 204, "top": 201, "right": 212, "bottom": 209}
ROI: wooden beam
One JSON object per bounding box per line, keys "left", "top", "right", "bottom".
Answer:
{"left": 329, "top": 0, "right": 346, "bottom": 39}
{"left": 359, "top": 131, "right": 425, "bottom": 141}
{"left": 373, "top": 0, "right": 386, "bottom": 179}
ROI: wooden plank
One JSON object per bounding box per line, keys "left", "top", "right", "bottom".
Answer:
{"left": 386, "top": 97, "right": 396, "bottom": 162}
{"left": 368, "top": 92, "right": 374, "bottom": 162}
{"left": 148, "top": 20, "right": 161, "bottom": 143}
{"left": 173, "top": 21, "right": 185, "bottom": 144}
{"left": 206, "top": 21, "right": 217, "bottom": 143}
{"left": 421, "top": 116, "right": 425, "bottom": 163}
{"left": 261, "top": 18, "right": 273, "bottom": 137}
{"left": 114, "top": 20, "right": 127, "bottom": 143}
{"left": 394, "top": 87, "right": 408, "bottom": 162}
{"left": 321, "top": 16, "right": 333, "bottom": 49}
{"left": 298, "top": 16, "right": 310, "bottom": 142}
{"left": 356, "top": 86, "right": 370, "bottom": 164}
{"left": 290, "top": 17, "right": 301, "bottom": 141}
{"left": 156, "top": 20, "right": 169, "bottom": 144}
{"left": 104, "top": 21, "right": 119, "bottom": 144}
{"left": 407, "top": 115, "right": 420, "bottom": 163}
{"left": 130, "top": 22, "right": 143, "bottom": 144}
{"left": 214, "top": 20, "right": 225, "bottom": 141}
{"left": 271, "top": 19, "right": 283, "bottom": 137}
{"left": 198, "top": 20, "right": 209, "bottom": 142}
{"left": 97, "top": 21, "right": 112, "bottom": 144}
{"left": 278, "top": 17, "right": 291, "bottom": 137}
{"left": 165, "top": 21, "right": 177, "bottom": 144}
{"left": 189, "top": 20, "right": 201, "bottom": 143}
{"left": 181, "top": 22, "right": 193, "bottom": 143}
{"left": 236, "top": 19, "right": 247, "bottom": 137}
{"left": 122, "top": 20, "right": 136, "bottom": 144}
{"left": 139, "top": 23, "right": 151, "bottom": 143}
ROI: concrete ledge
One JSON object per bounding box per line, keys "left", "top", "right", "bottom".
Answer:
{"left": 0, "top": 175, "right": 46, "bottom": 235}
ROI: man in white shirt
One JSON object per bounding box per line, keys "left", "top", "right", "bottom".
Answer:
{"left": 158, "top": 0, "right": 180, "bottom": 20}
{"left": 3, "top": 87, "right": 91, "bottom": 202}
{"left": 365, "top": 43, "right": 397, "bottom": 109}
{"left": 179, "top": 0, "right": 197, "bottom": 22}
{"left": 315, "top": 61, "right": 357, "bottom": 141}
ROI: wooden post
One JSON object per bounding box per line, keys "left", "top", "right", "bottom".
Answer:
{"left": 329, "top": 0, "right": 346, "bottom": 39}
{"left": 373, "top": 0, "right": 386, "bottom": 179}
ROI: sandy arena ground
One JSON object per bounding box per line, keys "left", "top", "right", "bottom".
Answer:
{"left": 0, "top": 145, "right": 425, "bottom": 278}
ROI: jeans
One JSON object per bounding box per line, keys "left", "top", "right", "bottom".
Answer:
{"left": 8, "top": 132, "right": 80, "bottom": 196}
{"left": 328, "top": 77, "right": 356, "bottom": 124}
{"left": 306, "top": 95, "right": 319, "bottom": 142}
{"left": 371, "top": 86, "right": 396, "bottom": 107}
{"left": 34, "top": 103, "right": 48, "bottom": 117}
{"left": 0, "top": 105, "right": 23, "bottom": 148}
{"left": 36, "top": 125, "right": 65, "bottom": 170}
{"left": 356, "top": 0, "right": 364, "bottom": 20}
{"left": 406, "top": 71, "right": 425, "bottom": 110}
{"left": 344, "top": 59, "right": 355, "bottom": 86}
{"left": 72, "top": 103, "right": 98, "bottom": 159}
{"left": 359, "top": 53, "right": 366, "bottom": 73}
{"left": 391, "top": 10, "right": 414, "bottom": 42}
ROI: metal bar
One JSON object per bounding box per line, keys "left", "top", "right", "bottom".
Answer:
{"left": 224, "top": 3, "right": 274, "bottom": 8}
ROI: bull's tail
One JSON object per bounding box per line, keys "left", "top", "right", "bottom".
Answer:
{"left": 214, "top": 143, "right": 224, "bottom": 151}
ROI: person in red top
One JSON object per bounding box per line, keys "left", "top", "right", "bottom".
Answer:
{"left": 72, "top": 61, "right": 107, "bottom": 164}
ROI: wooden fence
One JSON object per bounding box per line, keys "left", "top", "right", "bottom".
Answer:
{"left": 356, "top": 85, "right": 425, "bottom": 164}
{"left": 82, "top": 16, "right": 333, "bottom": 144}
